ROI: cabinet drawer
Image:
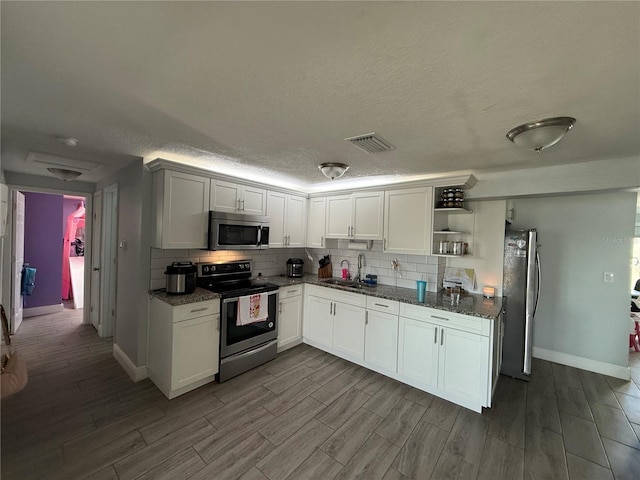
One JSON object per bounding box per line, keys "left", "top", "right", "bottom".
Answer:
{"left": 173, "top": 300, "right": 220, "bottom": 322}
{"left": 279, "top": 284, "right": 304, "bottom": 299}
{"left": 399, "top": 303, "right": 489, "bottom": 335}
{"left": 307, "top": 284, "right": 367, "bottom": 308}
{"left": 366, "top": 297, "right": 399, "bottom": 315}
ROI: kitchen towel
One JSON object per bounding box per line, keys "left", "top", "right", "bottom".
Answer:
{"left": 237, "top": 293, "right": 268, "bottom": 326}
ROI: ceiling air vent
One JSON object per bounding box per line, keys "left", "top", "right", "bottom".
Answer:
{"left": 344, "top": 132, "right": 395, "bottom": 154}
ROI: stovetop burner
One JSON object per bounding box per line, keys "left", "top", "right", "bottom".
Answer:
{"left": 196, "top": 260, "right": 279, "bottom": 298}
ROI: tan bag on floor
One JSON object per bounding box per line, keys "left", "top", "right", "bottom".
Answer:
{"left": 1, "top": 305, "right": 28, "bottom": 398}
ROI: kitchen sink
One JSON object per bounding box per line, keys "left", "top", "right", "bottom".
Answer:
{"left": 319, "top": 279, "right": 369, "bottom": 289}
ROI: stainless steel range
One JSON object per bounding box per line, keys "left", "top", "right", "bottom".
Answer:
{"left": 196, "top": 260, "right": 279, "bottom": 382}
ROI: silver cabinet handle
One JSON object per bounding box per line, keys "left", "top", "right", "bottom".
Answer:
{"left": 321, "top": 236, "right": 324, "bottom": 247}
{"left": 351, "top": 226, "right": 355, "bottom": 237}
{"left": 329, "top": 302, "right": 332, "bottom": 315}
{"left": 384, "top": 238, "right": 387, "bottom": 251}
{"left": 365, "top": 311, "right": 368, "bottom": 325}
{"left": 237, "top": 198, "right": 241, "bottom": 211}
{"left": 241, "top": 199, "right": 245, "bottom": 211}
{"left": 286, "top": 289, "right": 297, "bottom": 294}
{"left": 440, "top": 329, "right": 444, "bottom": 345}
{"left": 278, "top": 302, "right": 282, "bottom": 314}
{"left": 434, "top": 327, "right": 438, "bottom": 344}
{"left": 190, "top": 307, "right": 208, "bottom": 313}
{"left": 374, "top": 303, "right": 389, "bottom": 308}
{"left": 431, "top": 315, "right": 449, "bottom": 322}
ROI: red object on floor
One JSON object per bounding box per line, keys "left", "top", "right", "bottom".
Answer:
{"left": 630, "top": 334, "right": 640, "bottom": 352}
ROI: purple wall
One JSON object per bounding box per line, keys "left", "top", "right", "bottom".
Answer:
{"left": 24, "top": 192, "right": 64, "bottom": 308}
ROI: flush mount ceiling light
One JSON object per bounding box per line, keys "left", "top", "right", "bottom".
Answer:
{"left": 47, "top": 168, "right": 82, "bottom": 181}
{"left": 506, "top": 116, "right": 576, "bottom": 152}
{"left": 55, "top": 136, "right": 78, "bottom": 147}
{"left": 318, "top": 162, "right": 349, "bottom": 180}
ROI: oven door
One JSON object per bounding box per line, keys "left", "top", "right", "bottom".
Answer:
{"left": 220, "top": 291, "right": 278, "bottom": 357}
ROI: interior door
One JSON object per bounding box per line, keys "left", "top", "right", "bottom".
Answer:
{"left": 90, "top": 191, "right": 102, "bottom": 334}
{"left": 100, "top": 184, "right": 118, "bottom": 338}
{"left": 10, "top": 190, "right": 25, "bottom": 334}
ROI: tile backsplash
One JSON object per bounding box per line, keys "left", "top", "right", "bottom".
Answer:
{"left": 150, "top": 241, "right": 445, "bottom": 292}
{"left": 150, "top": 247, "right": 308, "bottom": 290}
{"left": 307, "top": 240, "right": 445, "bottom": 292}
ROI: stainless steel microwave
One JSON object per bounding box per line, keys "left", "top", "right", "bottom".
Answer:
{"left": 208, "top": 211, "right": 270, "bottom": 250}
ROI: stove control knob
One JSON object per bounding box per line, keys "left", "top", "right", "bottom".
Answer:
{"left": 244, "top": 263, "right": 250, "bottom": 270}
{"left": 268, "top": 322, "right": 274, "bottom": 329}
{"left": 210, "top": 266, "right": 216, "bottom": 272}
{"left": 238, "top": 264, "right": 244, "bottom": 270}
{"left": 203, "top": 266, "right": 209, "bottom": 274}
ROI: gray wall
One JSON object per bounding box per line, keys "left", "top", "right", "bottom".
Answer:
{"left": 512, "top": 191, "right": 636, "bottom": 368}
{"left": 98, "top": 160, "right": 152, "bottom": 367}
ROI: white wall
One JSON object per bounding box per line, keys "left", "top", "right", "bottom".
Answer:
{"left": 512, "top": 191, "right": 636, "bottom": 371}
{"left": 447, "top": 200, "right": 506, "bottom": 296}
{"left": 97, "top": 161, "right": 152, "bottom": 368}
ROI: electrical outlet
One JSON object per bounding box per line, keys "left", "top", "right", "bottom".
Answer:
{"left": 603, "top": 272, "right": 614, "bottom": 283}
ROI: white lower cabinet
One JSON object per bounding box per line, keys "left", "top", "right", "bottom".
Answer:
{"left": 398, "top": 304, "right": 491, "bottom": 411}
{"left": 302, "top": 285, "right": 496, "bottom": 413}
{"left": 332, "top": 302, "right": 366, "bottom": 362}
{"left": 365, "top": 309, "right": 399, "bottom": 375}
{"left": 278, "top": 285, "right": 304, "bottom": 351}
{"left": 148, "top": 297, "right": 220, "bottom": 399}
{"left": 398, "top": 317, "right": 439, "bottom": 387}
{"left": 303, "top": 294, "right": 334, "bottom": 350}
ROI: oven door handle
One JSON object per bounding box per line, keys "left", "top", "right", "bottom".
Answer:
{"left": 223, "top": 297, "right": 240, "bottom": 304}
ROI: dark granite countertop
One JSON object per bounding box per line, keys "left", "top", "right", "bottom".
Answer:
{"left": 267, "top": 274, "right": 503, "bottom": 320}
{"left": 149, "top": 287, "right": 221, "bottom": 306}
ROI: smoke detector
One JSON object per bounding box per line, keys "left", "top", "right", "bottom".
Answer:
{"left": 345, "top": 132, "right": 395, "bottom": 154}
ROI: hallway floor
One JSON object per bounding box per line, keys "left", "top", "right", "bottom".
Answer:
{"left": 2, "top": 308, "right": 640, "bottom": 480}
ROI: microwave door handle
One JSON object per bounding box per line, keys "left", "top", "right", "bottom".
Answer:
{"left": 257, "top": 226, "right": 262, "bottom": 246}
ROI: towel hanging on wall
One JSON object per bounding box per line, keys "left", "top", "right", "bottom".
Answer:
{"left": 21, "top": 266, "right": 36, "bottom": 296}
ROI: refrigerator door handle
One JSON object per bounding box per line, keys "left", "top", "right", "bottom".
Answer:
{"left": 523, "top": 230, "right": 537, "bottom": 376}
{"left": 534, "top": 251, "right": 541, "bottom": 317}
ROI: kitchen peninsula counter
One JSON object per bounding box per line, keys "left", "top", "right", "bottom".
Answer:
{"left": 267, "top": 274, "right": 503, "bottom": 320}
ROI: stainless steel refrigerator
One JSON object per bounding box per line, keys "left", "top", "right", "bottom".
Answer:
{"left": 501, "top": 228, "right": 540, "bottom": 381}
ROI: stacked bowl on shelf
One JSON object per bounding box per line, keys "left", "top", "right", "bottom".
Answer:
{"left": 438, "top": 188, "right": 465, "bottom": 208}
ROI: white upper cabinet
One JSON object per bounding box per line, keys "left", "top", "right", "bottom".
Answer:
{"left": 306, "top": 197, "right": 327, "bottom": 248}
{"left": 384, "top": 187, "right": 433, "bottom": 254}
{"left": 267, "top": 191, "right": 307, "bottom": 248}
{"left": 210, "top": 179, "right": 266, "bottom": 215}
{"left": 325, "top": 191, "right": 384, "bottom": 240}
{"left": 151, "top": 170, "right": 210, "bottom": 249}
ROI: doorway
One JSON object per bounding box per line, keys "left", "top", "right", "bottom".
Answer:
{"left": 4, "top": 184, "right": 117, "bottom": 340}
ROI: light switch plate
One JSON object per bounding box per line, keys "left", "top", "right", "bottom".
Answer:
{"left": 603, "top": 272, "right": 615, "bottom": 283}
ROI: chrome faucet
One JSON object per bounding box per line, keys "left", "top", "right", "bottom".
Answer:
{"left": 355, "top": 254, "right": 364, "bottom": 283}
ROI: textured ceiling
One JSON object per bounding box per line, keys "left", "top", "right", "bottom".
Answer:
{"left": 1, "top": 2, "right": 638, "bottom": 190}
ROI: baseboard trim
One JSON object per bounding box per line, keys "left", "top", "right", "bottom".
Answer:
{"left": 23, "top": 303, "right": 63, "bottom": 318}
{"left": 113, "top": 343, "right": 148, "bottom": 382}
{"left": 533, "top": 347, "right": 630, "bottom": 380}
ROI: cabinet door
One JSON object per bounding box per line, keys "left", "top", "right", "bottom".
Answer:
{"left": 242, "top": 185, "right": 267, "bottom": 215}
{"left": 267, "top": 191, "right": 287, "bottom": 248}
{"left": 278, "top": 294, "right": 303, "bottom": 349}
{"left": 438, "top": 327, "right": 489, "bottom": 405}
{"left": 352, "top": 191, "right": 384, "bottom": 240}
{"left": 286, "top": 194, "right": 307, "bottom": 248}
{"left": 384, "top": 187, "right": 432, "bottom": 254}
{"left": 307, "top": 197, "right": 326, "bottom": 248}
{"left": 172, "top": 315, "right": 219, "bottom": 390}
{"left": 398, "top": 317, "right": 438, "bottom": 388}
{"left": 303, "top": 295, "right": 334, "bottom": 349}
{"left": 333, "top": 302, "right": 366, "bottom": 361}
{"left": 365, "top": 310, "right": 398, "bottom": 374}
{"left": 326, "top": 195, "right": 351, "bottom": 238}
{"left": 159, "top": 171, "right": 210, "bottom": 249}
{"left": 210, "top": 179, "right": 241, "bottom": 212}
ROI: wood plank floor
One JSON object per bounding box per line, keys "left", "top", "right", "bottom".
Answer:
{"left": 2, "top": 307, "right": 640, "bottom": 480}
